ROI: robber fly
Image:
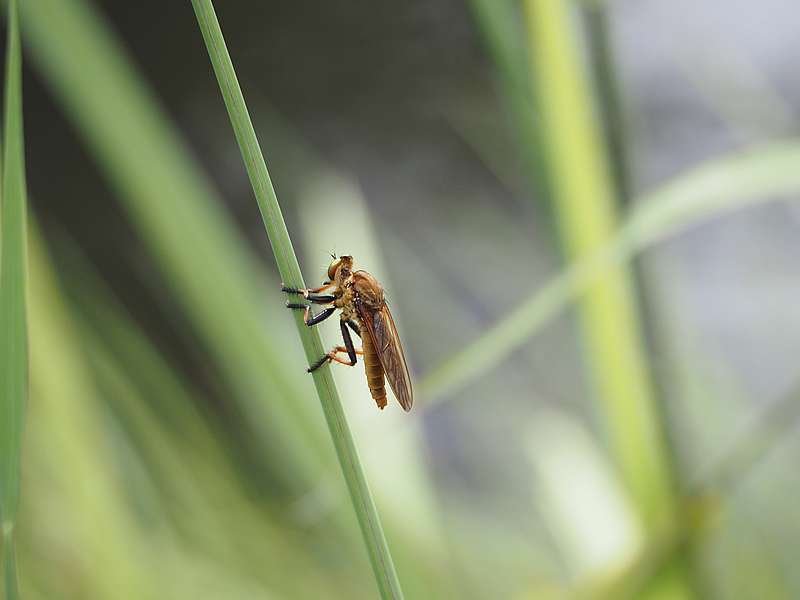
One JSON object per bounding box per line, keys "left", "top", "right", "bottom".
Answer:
{"left": 282, "top": 255, "right": 413, "bottom": 412}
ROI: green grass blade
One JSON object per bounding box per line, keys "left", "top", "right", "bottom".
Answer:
{"left": 0, "top": 0, "right": 26, "bottom": 596}
{"left": 189, "top": 2, "right": 404, "bottom": 598}
{"left": 523, "top": 1, "right": 689, "bottom": 594}
{"left": 466, "top": 0, "right": 552, "bottom": 206}
{"left": 27, "top": 230, "right": 152, "bottom": 599}
{"left": 2, "top": 540, "right": 17, "bottom": 600}
{"left": 35, "top": 229, "right": 358, "bottom": 598}
{"left": 420, "top": 139, "right": 800, "bottom": 403}
{"left": 523, "top": 0, "right": 677, "bottom": 529}
{"left": 582, "top": 1, "right": 633, "bottom": 204}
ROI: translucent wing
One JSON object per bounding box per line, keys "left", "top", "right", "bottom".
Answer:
{"left": 357, "top": 302, "right": 413, "bottom": 411}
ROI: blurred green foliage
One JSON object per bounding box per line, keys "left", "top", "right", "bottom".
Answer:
{"left": 1, "top": 0, "right": 799, "bottom": 599}
{"left": 1, "top": 1, "right": 26, "bottom": 597}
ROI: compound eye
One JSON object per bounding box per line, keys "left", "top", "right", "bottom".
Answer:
{"left": 327, "top": 259, "right": 342, "bottom": 281}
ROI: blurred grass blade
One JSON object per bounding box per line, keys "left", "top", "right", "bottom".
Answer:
{"left": 523, "top": 1, "right": 690, "bottom": 594}
{"left": 582, "top": 1, "right": 632, "bottom": 204}
{"left": 421, "top": 139, "right": 800, "bottom": 403}
{"left": 27, "top": 228, "right": 152, "bottom": 599}
{"left": 523, "top": 0, "right": 677, "bottom": 530}
{"left": 52, "top": 234, "right": 368, "bottom": 598}
{"left": 526, "top": 412, "right": 643, "bottom": 578}
{"left": 19, "top": 0, "right": 330, "bottom": 490}
{"left": 467, "top": 0, "right": 551, "bottom": 206}
{"left": 0, "top": 0, "right": 27, "bottom": 597}
{"left": 189, "top": 2, "right": 404, "bottom": 599}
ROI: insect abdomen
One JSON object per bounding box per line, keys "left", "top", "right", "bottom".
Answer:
{"left": 361, "top": 324, "right": 387, "bottom": 409}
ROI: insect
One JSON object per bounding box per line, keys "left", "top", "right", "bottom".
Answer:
{"left": 282, "top": 255, "right": 413, "bottom": 412}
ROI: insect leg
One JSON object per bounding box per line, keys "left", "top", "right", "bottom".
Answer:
{"left": 334, "top": 345, "right": 363, "bottom": 355}
{"left": 346, "top": 319, "right": 361, "bottom": 338}
{"left": 340, "top": 320, "right": 358, "bottom": 366}
{"left": 286, "top": 302, "right": 336, "bottom": 325}
{"left": 304, "top": 306, "right": 336, "bottom": 326}
{"left": 307, "top": 353, "right": 330, "bottom": 372}
{"left": 285, "top": 294, "right": 335, "bottom": 306}
{"left": 308, "top": 321, "right": 358, "bottom": 373}
{"left": 307, "top": 345, "right": 363, "bottom": 373}
{"left": 305, "top": 294, "right": 336, "bottom": 304}
{"left": 307, "top": 282, "right": 334, "bottom": 294}
{"left": 307, "top": 352, "right": 353, "bottom": 372}
{"left": 282, "top": 281, "right": 333, "bottom": 297}
{"left": 306, "top": 318, "right": 362, "bottom": 373}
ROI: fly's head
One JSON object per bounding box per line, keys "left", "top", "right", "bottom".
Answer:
{"left": 326, "top": 254, "right": 354, "bottom": 288}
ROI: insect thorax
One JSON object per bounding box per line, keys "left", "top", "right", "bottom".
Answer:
{"left": 350, "top": 271, "right": 384, "bottom": 309}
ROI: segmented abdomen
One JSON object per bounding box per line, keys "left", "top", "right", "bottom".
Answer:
{"left": 361, "top": 324, "right": 387, "bottom": 409}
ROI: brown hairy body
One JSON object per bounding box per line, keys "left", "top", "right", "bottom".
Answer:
{"left": 283, "top": 255, "right": 413, "bottom": 411}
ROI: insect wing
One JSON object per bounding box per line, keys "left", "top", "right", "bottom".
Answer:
{"left": 358, "top": 303, "right": 413, "bottom": 411}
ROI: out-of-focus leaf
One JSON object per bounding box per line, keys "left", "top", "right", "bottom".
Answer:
{"left": 0, "top": 2, "right": 27, "bottom": 596}
{"left": 422, "top": 140, "right": 800, "bottom": 405}
{"left": 20, "top": 0, "right": 329, "bottom": 492}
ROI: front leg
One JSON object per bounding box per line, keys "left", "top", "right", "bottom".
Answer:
{"left": 285, "top": 293, "right": 336, "bottom": 305}
{"left": 282, "top": 281, "right": 333, "bottom": 298}
{"left": 286, "top": 304, "right": 336, "bottom": 326}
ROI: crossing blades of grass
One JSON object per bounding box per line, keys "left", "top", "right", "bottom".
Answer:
{"left": 523, "top": 1, "right": 688, "bottom": 594}
{"left": 523, "top": 0, "right": 677, "bottom": 531}
{"left": 420, "top": 139, "right": 800, "bottom": 406}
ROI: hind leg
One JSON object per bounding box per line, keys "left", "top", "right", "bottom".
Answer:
{"left": 307, "top": 320, "right": 363, "bottom": 372}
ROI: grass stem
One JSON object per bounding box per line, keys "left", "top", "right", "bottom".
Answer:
{"left": 189, "top": 2, "right": 404, "bottom": 597}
